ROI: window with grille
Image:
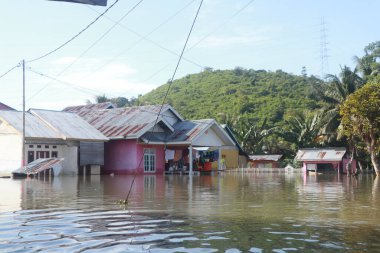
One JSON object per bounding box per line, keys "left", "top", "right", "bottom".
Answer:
{"left": 144, "top": 148, "right": 156, "bottom": 172}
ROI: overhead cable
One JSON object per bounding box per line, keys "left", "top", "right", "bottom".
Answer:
{"left": 27, "top": 0, "right": 144, "bottom": 101}
{"left": 0, "top": 63, "right": 20, "bottom": 80}
{"left": 27, "top": 0, "right": 121, "bottom": 63}
{"left": 125, "top": 0, "right": 204, "bottom": 203}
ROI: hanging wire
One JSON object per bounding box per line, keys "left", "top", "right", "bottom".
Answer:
{"left": 0, "top": 63, "right": 21, "bottom": 80}
{"left": 27, "top": 0, "right": 121, "bottom": 63}
{"left": 26, "top": 0, "right": 144, "bottom": 102}
{"left": 123, "top": 0, "right": 204, "bottom": 204}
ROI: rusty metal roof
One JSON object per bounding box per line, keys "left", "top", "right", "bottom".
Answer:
{"left": 0, "top": 110, "right": 107, "bottom": 141}
{"left": 295, "top": 148, "right": 346, "bottom": 162}
{"left": 249, "top": 155, "right": 283, "bottom": 161}
{"left": 64, "top": 104, "right": 183, "bottom": 139}
{"left": 63, "top": 102, "right": 115, "bottom": 117}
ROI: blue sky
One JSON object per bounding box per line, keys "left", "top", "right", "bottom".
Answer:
{"left": 1, "top": 0, "right": 379, "bottom": 110}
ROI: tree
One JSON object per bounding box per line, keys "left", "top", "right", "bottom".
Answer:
{"left": 340, "top": 80, "right": 380, "bottom": 175}
{"left": 354, "top": 41, "right": 380, "bottom": 79}
{"left": 312, "top": 66, "right": 363, "bottom": 143}
{"left": 233, "top": 117, "right": 274, "bottom": 154}
{"left": 281, "top": 111, "right": 323, "bottom": 150}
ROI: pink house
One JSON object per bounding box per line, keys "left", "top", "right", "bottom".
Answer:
{"left": 295, "top": 147, "right": 356, "bottom": 174}
{"left": 64, "top": 103, "right": 235, "bottom": 175}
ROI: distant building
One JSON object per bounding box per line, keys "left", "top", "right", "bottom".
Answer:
{"left": 0, "top": 109, "right": 108, "bottom": 176}
{"left": 248, "top": 154, "right": 283, "bottom": 168}
{"left": 64, "top": 103, "right": 236, "bottom": 174}
{"left": 295, "top": 147, "right": 356, "bottom": 173}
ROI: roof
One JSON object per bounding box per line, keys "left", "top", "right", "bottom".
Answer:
{"left": 30, "top": 109, "right": 108, "bottom": 141}
{"left": 295, "top": 148, "right": 346, "bottom": 162}
{"left": 63, "top": 102, "right": 115, "bottom": 117}
{"left": 0, "top": 110, "right": 107, "bottom": 142}
{"left": 64, "top": 104, "right": 183, "bottom": 139}
{"left": 142, "top": 119, "right": 236, "bottom": 146}
{"left": 0, "top": 102, "right": 15, "bottom": 111}
{"left": 249, "top": 154, "right": 283, "bottom": 161}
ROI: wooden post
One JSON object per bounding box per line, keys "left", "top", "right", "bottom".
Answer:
{"left": 189, "top": 144, "right": 193, "bottom": 174}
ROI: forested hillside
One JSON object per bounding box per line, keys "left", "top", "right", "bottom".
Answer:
{"left": 140, "top": 68, "right": 323, "bottom": 127}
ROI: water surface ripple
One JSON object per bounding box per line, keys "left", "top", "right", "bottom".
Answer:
{"left": 1, "top": 173, "right": 380, "bottom": 252}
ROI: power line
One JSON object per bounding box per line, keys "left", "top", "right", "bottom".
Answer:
{"left": 0, "top": 63, "right": 20, "bottom": 80}
{"left": 27, "top": 67, "right": 107, "bottom": 100}
{"left": 187, "top": 0, "right": 255, "bottom": 51}
{"left": 27, "top": 0, "right": 144, "bottom": 101}
{"left": 125, "top": 0, "right": 204, "bottom": 203}
{"left": 27, "top": 0, "right": 122, "bottom": 63}
{"left": 78, "top": 0, "right": 199, "bottom": 82}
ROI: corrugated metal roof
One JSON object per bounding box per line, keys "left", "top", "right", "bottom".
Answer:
{"left": 295, "top": 148, "right": 346, "bottom": 162}
{"left": 249, "top": 155, "right": 283, "bottom": 161}
{"left": 0, "top": 110, "right": 107, "bottom": 141}
{"left": 0, "top": 110, "right": 61, "bottom": 139}
{"left": 63, "top": 102, "right": 115, "bottom": 117}
{"left": 30, "top": 109, "right": 108, "bottom": 141}
{"left": 64, "top": 104, "right": 180, "bottom": 139}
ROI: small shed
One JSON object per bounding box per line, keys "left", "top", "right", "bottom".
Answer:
{"left": 295, "top": 147, "right": 356, "bottom": 173}
{"left": 248, "top": 154, "right": 283, "bottom": 168}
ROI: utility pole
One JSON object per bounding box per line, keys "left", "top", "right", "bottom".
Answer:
{"left": 22, "top": 60, "right": 26, "bottom": 166}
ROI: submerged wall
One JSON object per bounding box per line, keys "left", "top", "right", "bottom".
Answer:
{"left": 104, "top": 139, "right": 165, "bottom": 174}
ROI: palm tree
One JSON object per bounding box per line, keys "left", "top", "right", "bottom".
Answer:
{"left": 354, "top": 41, "right": 380, "bottom": 79}
{"left": 233, "top": 117, "right": 274, "bottom": 154}
{"left": 281, "top": 111, "right": 323, "bottom": 150}
{"left": 312, "top": 66, "right": 363, "bottom": 143}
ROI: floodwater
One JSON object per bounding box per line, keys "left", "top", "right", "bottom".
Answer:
{"left": 1, "top": 172, "right": 380, "bottom": 252}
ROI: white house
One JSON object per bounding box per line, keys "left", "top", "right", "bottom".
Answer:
{"left": 0, "top": 109, "right": 108, "bottom": 176}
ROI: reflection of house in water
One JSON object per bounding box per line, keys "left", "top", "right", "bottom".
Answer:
{"left": 296, "top": 147, "right": 356, "bottom": 174}
{"left": 64, "top": 103, "right": 236, "bottom": 175}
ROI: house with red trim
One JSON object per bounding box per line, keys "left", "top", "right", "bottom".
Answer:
{"left": 64, "top": 103, "right": 236, "bottom": 175}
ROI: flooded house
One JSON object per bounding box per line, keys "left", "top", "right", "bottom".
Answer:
{"left": 248, "top": 154, "right": 283, "bottom": 169}
{"left": 64, "top": 103, "right": 236, "bottom": 174}
{"left": 295, "top": 147, "right": 356, "bottom": 174}
{"left": 0, "top": 109, "right": 108, "bottom": 176}
{"left": 221, "top": 124, "right": 248, "bottom": 169}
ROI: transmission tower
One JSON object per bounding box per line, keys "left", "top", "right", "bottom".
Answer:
{"left": 320, "top": 17, "right": 329, "bottom": 80}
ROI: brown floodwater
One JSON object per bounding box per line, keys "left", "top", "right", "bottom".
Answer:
{"left": 1, "top": 172, "right": 380, "bottom": 252}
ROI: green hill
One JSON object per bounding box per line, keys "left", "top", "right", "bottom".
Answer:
{"left": 140, "top": 68, "right": 323, "bottom": 127}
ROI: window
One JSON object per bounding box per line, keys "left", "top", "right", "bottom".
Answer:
{"left": 37, "top": 145, "right": 41, "bottom": 148}
{"left": 27, "top": 151, "right": 34, "bottom": 163}
{"left": 29, "top": 145, "right": 34, "bottom": 148}
{"left": 36, "top": 151, "right": 50, "bottom": 159}
{"left": 144, "top": 148, "right": 156, "bottom": 172}
{"left": 45, "top": 145, "right": 49, "bottom": 149}
{"left": 52, "top": 146, "right": 57, "bottom": 149}
{"left": 51, "top": 151, "right": 58, "bottom": 158}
